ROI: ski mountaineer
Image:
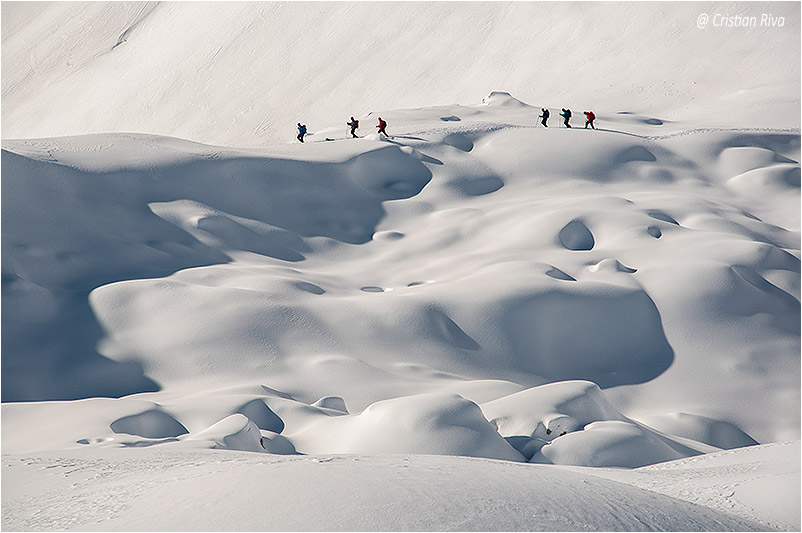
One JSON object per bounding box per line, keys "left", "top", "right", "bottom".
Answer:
{"left": 347, "top": 117, "right": 359, "bottom": 138}
{"left": 539, "top": 108, "right": 550, "bottom": 127}
{"left": 583, "top": 111, "right": 596, "bottom": 130}
{"left": 297, "top": 123, "right": 307, "bottom": 143}
{"left": 560, "top": 108, "right": 572, "bottom": 128}
{"left": 377, "top": 117, "right": 388, "bottom": 136}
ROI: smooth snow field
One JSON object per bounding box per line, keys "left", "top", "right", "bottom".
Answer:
{"left": 2, "top": 1, "right": 800, "bottom": 531}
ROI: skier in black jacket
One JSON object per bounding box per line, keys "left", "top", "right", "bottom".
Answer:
{"left": 347, "top": 117, "right": 359, "bottom": 138}
{"left": 539, "top": 108, "right": 550, "bottom": 127}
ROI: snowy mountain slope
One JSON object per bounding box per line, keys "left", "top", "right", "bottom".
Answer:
{"left": 3, "top": 444, "right": 794, "bottom": 531}
{"left": 2, "top": 2, "right": 799, "bottom": 145}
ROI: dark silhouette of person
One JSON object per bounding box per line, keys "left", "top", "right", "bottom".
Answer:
{"left": 539, "top": 108, "right": 550, "bottom": 127}
{"left": 347, "top": 117, "right": 359, "bottom": 138}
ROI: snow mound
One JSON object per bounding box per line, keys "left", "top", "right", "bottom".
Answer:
{"left": 481, "top": 91, "right": 528, "bottom": 107}
{"left": 311, "top": 396, "right": 349, "bottom": 414}
{"left": 719, "top": 145, "right": 796, "bottom": 177}
{"left": 236, "top": 399, "right": 285, "bottom": 433}
{"left": 638, "top": 412, "right": 759, "bottom": 450}
{"left": 499, "top": 284, "right": 673, "bottom": 387}
{"left": 258, "top": 430, "right": 297, "bottom": 455}
{"left": 481, "top": 381, "right": 716, "bottom": 466}
{"left": 346, "top": 146, "right": 432, "bottom": 200}
{"left": 442, "top": 133, "right": 474, "bottom": 153}
{"left": 291, "top": 393, "right": 525, "bottom": 461}
{"left": 530, "top": 420, "right": 697, "bottom": 468}
{"left": 187, "top": 414, "right": 267, "bottom": 452}
{"left": 481, "top": 381, "right": 629, "bottom": 458}
{"left": 149, "top": 200, "right": 309, "bottom": 261}
{"left": 728, "top": 164, "right": 801, "bottom": 194}
{"left": 109, "top": 409, "right": 188, "bottom": 439}
{"left": 482, "top": 381, "right": 627, "bottom": 436}
{"left": 589, "top": 258, "right": 637, "bottom": 274}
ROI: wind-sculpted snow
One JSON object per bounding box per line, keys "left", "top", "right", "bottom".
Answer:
{"left": 495, "top": 284, "right": 673, "bottom": 387}
{"left": 2, "top": 97, "right": 799, "bottom": 477}
{"left": 531, "top": 420, "right": 699, "bottom": 468}
{"left": 290, "top": 392, "right": 525, "bottom": 461}
{"left": 638, "top": 412, "right": 759, "bottom": 450}
{"left": 186, "top": 413, "right": 291, "bottom": 453}
{"left": 0, "top": 138, "right": 432, "bottom": 401}
{"left": 110, "top": 409, "right": 188, "bottom": 439}
{"left": 480, "top": 381, "right": 712, "bottom": 466}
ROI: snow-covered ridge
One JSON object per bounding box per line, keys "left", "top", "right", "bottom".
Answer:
{"left": 2, "top": 2, "right": 799, "bottom": 145}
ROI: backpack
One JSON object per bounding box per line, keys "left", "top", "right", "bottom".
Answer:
{"left": 587, "top": 112, "right": 595, "bottom": 121}
{"left": 299, "top": 125, "right": 307, "bottom": 134}
{"left": 379, "top": 119, "right": 386, "bottom": 128}
{"left": 353, "top": 120, "right": 359, "bottom": 128}
{"left": 565, "top": 109, "right": 572, "bottom": 118}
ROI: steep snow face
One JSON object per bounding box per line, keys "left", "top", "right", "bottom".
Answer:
{"left": 2, "top": 2, "right": 799, "bottom": 145}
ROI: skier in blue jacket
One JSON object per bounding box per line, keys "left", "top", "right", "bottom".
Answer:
{"left": 297, "top": 123, "right": 307, "bottom": 143}
{"left": 560, "top": 108, "right": 572, "bottom": 128}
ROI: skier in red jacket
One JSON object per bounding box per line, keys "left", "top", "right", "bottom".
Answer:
{"left": 377, "top": 117, "right": 388, "bottom": 136}
{"left": 584, "top": 111, "right": 596, "bottom": 130}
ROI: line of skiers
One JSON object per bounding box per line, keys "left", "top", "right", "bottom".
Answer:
{"left": 297, "top": 117, "right": 388, "bottom": 143}
{"left": 298, "top": 109, "right": 595, "bottom": 142}
{"left": 540, "top": 108, "right": 595, "bottom": 129}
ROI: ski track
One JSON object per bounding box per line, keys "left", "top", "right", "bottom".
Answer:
{"left": 314, "top": 122, "right": 801, "bottom": 146}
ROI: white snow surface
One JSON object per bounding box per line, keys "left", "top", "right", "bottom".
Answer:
{"left": 2, "top": 442, "right": 797, "bottom": 531}
{"left": 1, "top": 2, "right": 800, "bottom": 531}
